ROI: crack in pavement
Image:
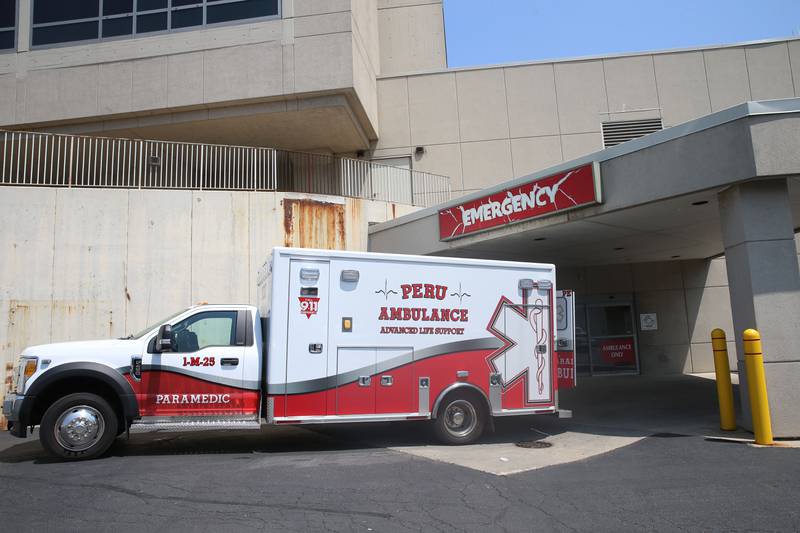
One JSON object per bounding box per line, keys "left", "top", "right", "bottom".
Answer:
{"left": 0, "top": 474, "right": 393, "bottom": 520}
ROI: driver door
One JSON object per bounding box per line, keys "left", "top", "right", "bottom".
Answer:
{"left": 140, "top": 310, "right": 247, "bottom": 418}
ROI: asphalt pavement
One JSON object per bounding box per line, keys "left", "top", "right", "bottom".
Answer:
{"left": 1, "top": 375, "right": 798, "bottom": 532}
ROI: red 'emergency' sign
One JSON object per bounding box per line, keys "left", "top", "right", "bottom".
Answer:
{"left": 438, "top": 163, "right": 600, "bottom": 240}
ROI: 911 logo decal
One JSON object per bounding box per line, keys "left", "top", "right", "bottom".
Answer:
{"left": 299, "top": 296, "right": 320, "bottom": 318}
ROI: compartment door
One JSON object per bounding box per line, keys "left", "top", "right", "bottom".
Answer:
{"left": 285, "top": 260, "right": 330, "bottom": 417}
{"left": 375, "top": 347, "right": 414, "bottom": 414}
{"left": 336, "top": 348, "right": 375, "bottom": 415}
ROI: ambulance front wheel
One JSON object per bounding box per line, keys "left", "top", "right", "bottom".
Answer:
{"left": 433, "top": 392, "right": 486, "bottom": 445}
{"left": 39, "top": 393, "right": 119, "bottom": 461}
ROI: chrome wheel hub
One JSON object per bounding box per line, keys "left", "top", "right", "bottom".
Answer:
{"left": 54, "top": 405, "right": 104, "bottom": 451}
{"left": 444, "top": 400, "right": 477, "bottom": 438}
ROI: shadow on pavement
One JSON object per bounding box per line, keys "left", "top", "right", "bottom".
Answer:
{"left": 0, "top": 373, "right": 734, "bottom": 463}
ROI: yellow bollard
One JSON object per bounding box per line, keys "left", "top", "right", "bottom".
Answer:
{"left": 711, "top": 329, "right": 736, "bottom": 430}
{"left": 743, "top": 329, "right": 774, "bottom": 445}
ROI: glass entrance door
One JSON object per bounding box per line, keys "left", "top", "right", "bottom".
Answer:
{"left": 574, "top": 302, "right": 639, "bottom": 375}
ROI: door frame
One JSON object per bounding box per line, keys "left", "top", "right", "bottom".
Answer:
{"left": 582, "top": 296, "right": 640, "bottom": 376}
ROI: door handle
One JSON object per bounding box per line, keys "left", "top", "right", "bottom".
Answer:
{"left": 220, "top": 358, "right": 240, "bottom": 367}
{"left": 380, "top": 375, "right": 393, "bottom": 386}
{"left": 309, "top": 343, "right": 323, "bottom": 354}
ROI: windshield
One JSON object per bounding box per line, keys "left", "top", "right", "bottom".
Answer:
{"left": 127, "top": 308, "right": 189, "bottom": 339}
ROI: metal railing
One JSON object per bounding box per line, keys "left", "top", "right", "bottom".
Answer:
{"left": 0, "top": 130, "right": 451, "bottom": 207}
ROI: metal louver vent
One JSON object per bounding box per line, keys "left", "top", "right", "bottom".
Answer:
{"left": 602, "top": 118, "right": 663, "bottom": 148}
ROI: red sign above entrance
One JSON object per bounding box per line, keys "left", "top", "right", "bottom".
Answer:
{"left": 438, "top": 163, "right": 601, "bottom": 240}
{"left": 598, "top": 338, "right": 636, "bottom": 366}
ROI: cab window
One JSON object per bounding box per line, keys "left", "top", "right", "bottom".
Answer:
{"left": 170, "top": 311, "right": 237, "bottom": 353}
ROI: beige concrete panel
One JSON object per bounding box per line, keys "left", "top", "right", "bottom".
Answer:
{"left": 554, "top": 60, "right": 607, "bottom": 134}
{"left": 635, "top": 289, "right": 690, "bottom": 346}
{"left": 689, "top": 343, "right": 714, "bottom": 373}
{"left": 294, "top": 32, "right": 353, "bottom": 93}
{"left": 745, "top": 42, "right": 795, "bottom": 100}
{"left": 294, "top": 10, "right": 351, "bottom": 37}
{"left": 504, "top": 64, "right": 559, "bottom": 138}
{"left": 411, "top": 142, "right": 463, "bottom": 193}
{"left": 0, "top": 188, "right": 56, "bottom": 300}
{"left": 407, "top": 73, "right": 459, "bottom": 145}
{"left": 376, "top": 77, "right": 410, "bottom": 148}
{"left": 560, "top": 132, "right": 601, "bottom": 160}
{"left": 763, "top": 361, "right": 800, "bottom": 436}
{"left": 132, "top": 57, "right": 168, "bottom": 112}
{"left": 378, "top": 2, "right": 446, "bottom": 74}
{"left": 99, "top": 62, "right": 133, "bottom": 115}
{"left": 789, "top": 40, "right": 800, "bottom": 97}
{"left": 603, "top": 55, "right": 659, "bottom": 118}
{"left": 205, "top": 43, "right": 283, "bottom": 103}
{"left": 510, "top": 136, "right": 563, "bottom": 178}
{"left": 653, "top": 52, "right": 711, "bottom": 127}
{"left": 585, "top": 264, "right": 633, "bottom": 294}
{"left": 555, "top": 266, "right": 587, "bottom": 294}
{"left": 632, "top": 261, "right": 683, "bottom": 291}
{"left": 455, "top": 69, "right": 509, "bottom": 143}
{"left": 293, "top": 0, "right": 351, "bottom": 17}
{"left": 351, "top": 0, "right": 379, "bottom": 73}
{"left": 0, "top": 74, "right": 16, "bottom": 126}
{"left": 58, "top": 65, "right": 100, "bottom": 120}
{"left": 684, "top": 286, "right": 734, "bottom": 345}
{"left": 638, "top": 344, "right": 692, "bottom": 375}
{"left": 125, "top": 190, "right": 193, "bottom": 334}
{"left": 378, "top": 0, "right": 441, "bottom": 7}
{"left": 282, "top": 43, "right": 296, "bottom": 94}
{"left": 703, "top": 47, "right": 751, "bottom": 111}
{"left": 50, "top": 189, "right": 129, "bottom": 342}
{"left": 248, "top": 193, "right": 282, "bottom": 303}
{"left": 352, "top": 33, "right": 379, "bottom": 130}
{"left": 681, "top": 257, "right": 728, "bottom": 289}
{"left": 24, "top": 69, "right": 59, "bottom": 123}
{"left": 459, "top": 139, "right": 512, "bottom": 194}
{"left": 168, "top": 52, "right": 204, "bottom": 108}
{"left": 191, "top": 192, "right": 251, "bottom": 305}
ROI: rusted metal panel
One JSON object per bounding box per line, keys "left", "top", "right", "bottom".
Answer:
{"left": 282, "top": 197, "right": 348, "bottom": 250}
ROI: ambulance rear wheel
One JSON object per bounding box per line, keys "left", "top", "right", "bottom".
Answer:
{"left": 433, "top": 393, "right": 486, "bottom": 445}
{"left": 39, "top": 393, "right": 118, "bottom": 461}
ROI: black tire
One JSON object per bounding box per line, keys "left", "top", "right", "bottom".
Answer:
{"left": 39, "top": 393, "right": 119, "bottom": 461}
{"left": 433, "top": 392, "right": 486, "bottom": 445}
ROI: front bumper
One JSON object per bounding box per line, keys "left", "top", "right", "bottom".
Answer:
{"left": 2, "top": 393, "right": 28, "bottom": 437}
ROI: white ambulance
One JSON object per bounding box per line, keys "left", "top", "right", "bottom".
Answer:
{"left": 4, "top": 247, "right": 574, "bottom": 460}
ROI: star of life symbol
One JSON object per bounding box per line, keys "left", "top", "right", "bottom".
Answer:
{"left": 487, "top": 296, "right": 550, "bottom": 404}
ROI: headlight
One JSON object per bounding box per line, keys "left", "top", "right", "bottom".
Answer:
{"left": 17, "top": 357, "right": 38, "bottom": 392}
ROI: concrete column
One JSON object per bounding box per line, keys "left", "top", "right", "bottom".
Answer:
{"left": 17, "top": 0, "right": 31, "bottom": 52}
{"left": 718, "top": 178, "right": 800, "bottom": 437}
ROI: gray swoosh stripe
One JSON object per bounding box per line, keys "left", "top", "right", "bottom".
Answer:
{"left": 268, "top": 337, "right": 504, "bottom": 395}
{"left": 118, "top": 365, "right": 261, "bottom": 390}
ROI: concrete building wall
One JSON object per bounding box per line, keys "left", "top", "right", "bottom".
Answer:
{"left": 558, "top": 257, "right": 738, "bottom": 376}
{"left": 372, "top": 38, "right": 800, "bottom": 198}
{"left": 377, "top": 0, "right": 446, "bottom": 75}
{"left": 0, "top": 186, "right": 417, "bottom": 411}
{"left": 0, "top": 0, "right": 382, "bottom": 151}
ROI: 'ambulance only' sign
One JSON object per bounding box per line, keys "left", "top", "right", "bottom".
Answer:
{"left": 438, "top": 163, "right": 601, "bottom": 240}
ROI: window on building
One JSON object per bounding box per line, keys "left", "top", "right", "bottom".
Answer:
{"left": 0, "top": 1, "right": 16, "bottom": 51}
{"left": 31, "top": 0, "right": 279, "bottom": 47}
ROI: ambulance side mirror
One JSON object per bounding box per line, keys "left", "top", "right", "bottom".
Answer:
{"left": 156, "top": 324, "right": 173, "bottom": 353}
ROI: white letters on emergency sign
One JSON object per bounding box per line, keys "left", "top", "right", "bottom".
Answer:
{"left": 155, "top": 393, "right": 231, "bottom": 404}
{"left": 461, "top": 174, "right": 570, "bottom": 228}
